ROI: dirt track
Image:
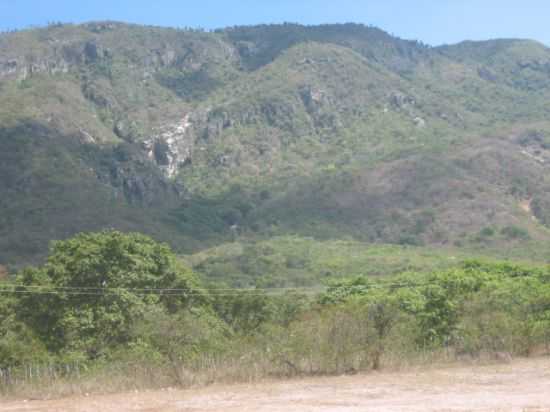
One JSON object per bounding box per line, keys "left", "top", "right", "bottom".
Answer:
{"left": 2, "top": 357, "right": 550, "bottom": 412}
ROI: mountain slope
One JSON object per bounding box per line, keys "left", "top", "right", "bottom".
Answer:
{"left": 1, "top": 22, "right": 550, "bottom": 269}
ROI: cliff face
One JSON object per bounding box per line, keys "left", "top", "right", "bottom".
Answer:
{"left": 2, "top": 22, "right": 550, "bottom": 267}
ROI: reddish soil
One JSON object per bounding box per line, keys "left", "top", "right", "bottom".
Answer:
{"left": 2, "top": 357, "right": 550, "bottom": 412}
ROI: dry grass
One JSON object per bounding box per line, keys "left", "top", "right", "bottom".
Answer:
{"left": 2, "top": 356, "right": 550, "bottom": 411}
{"left": 0, "top": 346, "right": 530, "bottom": 401}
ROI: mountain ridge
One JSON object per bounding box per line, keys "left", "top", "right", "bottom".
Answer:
{"left": 1, "top": 21, "right": 550, "bottom": 273}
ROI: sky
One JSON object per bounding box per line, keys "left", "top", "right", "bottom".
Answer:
{"left": 1, "top": 0, "right": 550, "bottom": 46}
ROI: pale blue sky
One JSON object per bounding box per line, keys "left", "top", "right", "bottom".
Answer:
{"left": 1, "top": 0, "right": 549, "bottom": 46}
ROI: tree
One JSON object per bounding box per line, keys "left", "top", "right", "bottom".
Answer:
{"left": 15, "top": 230, "right": 205, "bottom": 359}
{"left": 0, "top": 294, "right": 50, "bottom": 368}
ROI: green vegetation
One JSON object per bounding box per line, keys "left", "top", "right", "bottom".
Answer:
{"left": 1, "top": 23, "right": 550, "bottom": 395}
{"left": 1, "top": 23, "right": 550, "bottom": 268}
{"left": 186, "top": 236, "right": 473, "bottom": 287}
{"left": 1, "top": 231, "right": 549, "bottom": 397}
{"left": 14, "top": 231, "right": 204, "bottom": 359}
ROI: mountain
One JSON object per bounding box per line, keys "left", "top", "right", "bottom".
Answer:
{"left": 1, "top": 21, "right": 550, "bottom": 274}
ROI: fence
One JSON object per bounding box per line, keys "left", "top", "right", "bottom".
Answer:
{"left": 0, "top": 362, "right": 84, "bottom": 395}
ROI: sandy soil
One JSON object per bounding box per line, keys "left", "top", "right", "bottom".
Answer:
{"left": 2, "top": 357, "right": 550, "bottom": 412}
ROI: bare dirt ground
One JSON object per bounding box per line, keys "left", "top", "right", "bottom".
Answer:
{"left": 2, "top": 357, "right": 550, "bottom": 412}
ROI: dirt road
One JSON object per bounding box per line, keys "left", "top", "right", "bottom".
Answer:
{"left": 2, "top": 357, "right": 550, "bottom": 412}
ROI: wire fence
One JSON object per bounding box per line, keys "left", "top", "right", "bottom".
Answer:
{"left": 0, "top": 361, "right": 84, "bottom": 393}
{"left": 0, "top": 355, "right": 293, "bottom": 396}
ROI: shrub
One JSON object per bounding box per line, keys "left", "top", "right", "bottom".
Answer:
{"left": 500, "top": 225, "right": 530, "bottom": 240}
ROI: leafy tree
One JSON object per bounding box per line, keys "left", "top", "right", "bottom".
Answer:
{"left": 14, "top": 231, "right": 205, "bottom": 359}
{"left": 0, "top": 294, "right": 49, "bottom": 368}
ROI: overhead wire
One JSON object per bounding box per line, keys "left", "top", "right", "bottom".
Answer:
{"left": 0, "top": 285, "right": 322, "bottom": 296}
{"left": 0, "top": 277, "right": 499, "bottom": 296}
{"left": 0, "top": 271, "right": 538, "bottom": 297}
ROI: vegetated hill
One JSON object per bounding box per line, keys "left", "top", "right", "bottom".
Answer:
{"left": 1, "top": 21, "right": 550, "bottom": 271}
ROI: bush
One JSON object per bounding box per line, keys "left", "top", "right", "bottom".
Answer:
{"left": 3, "top": 234, "right": 550, "bottom": 396}
{"left": 500, "top": 225, "right": 530, "bottom": 240}
{"left": 479, "top": 226, "right": 495, "bottom": 237}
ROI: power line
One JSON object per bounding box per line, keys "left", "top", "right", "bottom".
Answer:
{"left": 0, "top": 278, "right": 500, "bottom": 296}
{"left": 0, "top": 290, "right": 295, "bottom": 297}
{"left": 0, "top": 290, "right": 277, "bottom": 297}
{"left": 0, "top": 285, "right": 322, "bottom": 297}
{"left": 0, "top": 273, "right": 535, "bottom": 297}
{"left": 0, "top": 284, "right": 317, "bottom": 292}
{"left": 0, "top": 284, "right": 413, "bottom": 296}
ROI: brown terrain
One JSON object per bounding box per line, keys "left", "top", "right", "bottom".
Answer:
{"left": 2, "top": 357, "right": 550, "bottom": 412}
{"left": 0, "top": 265, "right": 8, "bottom": 280}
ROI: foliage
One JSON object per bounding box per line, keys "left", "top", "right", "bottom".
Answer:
{"left": 0, "top": 296, "right": 50, "bottom": 367}
{"left": 500, "top": 225, "right": 530, "bottom": 240}
{"left": 2, "top": 23, "right": 550, "bottom": 268}
{"left": 13, "top": 231, "right": 204, "bottom": 359}
{"left": 2, "top": 20, "right": 550, "bottom": 393}
{"left": 1, "top": 232, "right": 550, "bottom": 396}
{"left": 320, "top": 260, "right": 550, "bottom": 350}
{"left": 188, "top": 236, "right": 478, "bottom": 288}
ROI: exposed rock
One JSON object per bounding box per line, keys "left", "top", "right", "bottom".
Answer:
{"left": 520, "top": 149, "right": 546, "bottom": 164}
{"left": 517, "top": 59, "right": 550, "bottom": 71}
{"left": 389, "top": 91, "right": 415, "bottom": 109}
{"left": 113, "top": 119, "right": 139, "bottom": 141}
{"left": 0, "top": 55, "right": 70, "bottom": 81}
{"left": 236, "top": 41, "right": 259, "bottom": 60}
{"left": 516, "top": 130, "right": 550, "bottom": 164}
{"left": 78, "top": 128, "right": 96, "bottom": 144}
{"left": 84, "top": 22, "right": 120, "bottom": 33}
{"left": 413, "top": 117, "right": 426, "bottom": 128}
{"left": 0, "top": 40, "right": 103, "bottom": 81}
{"left": 159, "top": 48, "right": 176, "bottom": 66}
{"left": 84, "top": 41, "right": 100, "bottom": 63}
{"left": 0, "top": 59, "right": 18, "bottom": 77}
{"left": 144, "top": 114, "right": 194, "bottom": 178}
{"left": 517, "top": 130, "right": 548, "bottom": 148}
{"left": 300, "top": 87, "right": 331, "bottom": 108}
{"left": 91, "top": 142, "right": 185, "bottom": 206}
{"left": 202, "top": 109, "right": 232, "bottom": 140}
{"left": 114, "top": 120, "right": 129, "bottom": 139}
{"left": 299, "top": 87, "right": 341, "bottom": 129}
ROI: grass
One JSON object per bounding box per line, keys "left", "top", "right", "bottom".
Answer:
{"left": 2, "top": 344, "right": 539, "bottom": 400}
{"left": 185, "top": 235, "right": 550, "bottom": 288}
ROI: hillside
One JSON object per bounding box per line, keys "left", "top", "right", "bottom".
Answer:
{"left": 1, "top": 22, "right": 550, "bottom": 273}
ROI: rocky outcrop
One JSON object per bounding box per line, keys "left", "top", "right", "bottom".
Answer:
{"left": 389, "top": 91, "right": 416, "bottom": 109}
{"left": 413, "top": 117, "right": 426, "bottom": 128}
{"left": 0, "top": 56, "right": 70, "bottom": 80}
{"left": 89, "top": 142, "right": 185, "bottom": 206}
{"left": 0, "top": 59, "right": 18, "bottom": 77}
{"left": 143, "top": 114, "right": 195, "bottom": 178}
{"left": 0, "top": 40, "right": 107, "bottom": 80}
{"left": 299, "top": 87, "right": 341, "bottom": 129}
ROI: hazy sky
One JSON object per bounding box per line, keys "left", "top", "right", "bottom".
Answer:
{"left": 1, "top": 0, "right": 549, "bottom": 46}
